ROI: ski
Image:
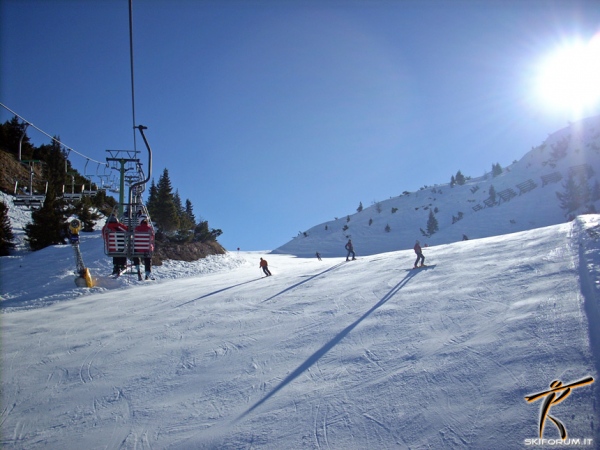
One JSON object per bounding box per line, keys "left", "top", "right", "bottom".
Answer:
{"left": 407, "top": 264, "right": 435, "bottom": 271}
{"left": 111, "top": 267, "right": 128, "bottom": 279}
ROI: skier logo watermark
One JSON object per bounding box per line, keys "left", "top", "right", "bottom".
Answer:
{"left": 524, "top": 376, "right": 594, "bottom": 446}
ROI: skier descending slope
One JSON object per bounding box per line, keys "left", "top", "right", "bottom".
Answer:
{"left": 259, "top": 257, "right": 272, "bottom": 276}
{"left": 413, "top": 240, "right": 426, "bottom": 268}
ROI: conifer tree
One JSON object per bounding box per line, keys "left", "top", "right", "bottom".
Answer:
{"left": 178, "top": 199, "right": 196, "bottom": 232}
{"left": 184, "top": 199, "right": 196, "bottom": 225}
{"left": 35, "top": 138, "right": 68, "bottom": 196}
{"left": 357, "top": 202, "right": 363, "bottom": 213}
{"left": 25, "top": 193, "right": 67, "bottom": 250}
{"left": 146, "top": 179, "right": 158, "bottom": 219}
{"left": 73, "top": 197, "right": 100, "bottom": 232}
{"left": 173, "top": 189, "right": 183, "bottom": 218}
{"left": 455, "top": 170, "right": 466, "bottom": 186}
{"left": 492, "top": 163, "right": 503, "bottom": 177}
{"left": 489, "top": 185, "right": 497, "bottom": 204}
{"left": 426, "top": 210, "right": 439, "bottom": 236}
{"left": 153, "top": 168, "right": 180, "bottom": 233}
{"left": 194, "top": 220, "right": 222, "bottom": 242}
{"left": 556, "top": 175, "right": 585, "bottom": 213}
{"left": 0, "top": 201, "right": 15, "bottom": 256}
{"left": 0, "top": 116, "right": 34, "bottom": 159}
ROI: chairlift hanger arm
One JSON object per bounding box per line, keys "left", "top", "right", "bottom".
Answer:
{"left": 129, "top": 125, "right": 152, "bottom": 205}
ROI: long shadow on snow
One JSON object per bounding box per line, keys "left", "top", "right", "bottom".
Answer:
{"left": 236, "top": 268, "right": 422, "bottom": 422}
{"left": 261, "top": 261, "right": 347, "bottom": 303}
{"left": 174, "top": 278, "right": 263, "bottom": 308}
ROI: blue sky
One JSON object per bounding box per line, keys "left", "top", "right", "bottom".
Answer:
{"left": 2, "top": 0, "right": 600, "bottom": 251}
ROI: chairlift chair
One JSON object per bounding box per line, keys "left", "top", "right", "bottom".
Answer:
{"left": 13, "top": 180, "right": 47, "bottom": 208}
{"left": 102, "top": 202, "right": 155, "bottom": 260}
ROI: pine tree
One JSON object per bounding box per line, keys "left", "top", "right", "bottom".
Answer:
{"left": 194, "top": 220, "right": 222, "bottom": 242}
{"left": 173, "top": 189, "right": 183, "bottom": 218}
{"left": 178, "top": 198, "right": 196, "bottom": 233}
{"left": 25, "top": 193, "right": 67, "bottom": 250}
{"left": 455, "top": 170, "right": 466, "bottom": 186}
{"left": 0, "top": 116, "right": 34, "bottom": 159}
{"left": 489, "top": 185, "right": 497, "bottom": 204}
{"left": 357, "top": 202, "right": 363, "bottom": 213}
{"left": 184, "top": 199, "right": 196, "bottom": 225}
{"left": 146, "top": 179, "right": 159, "bottom": 219}
{"left": 426, "top": 210, "right": 439, "bottom": 236}
{"left": 35, "top": 138, "right": 68, "bottom": 197}
{"left": 73, "top": 197, "right": 100, "bottom": 232}
{"left": 450, "top": 175, "right": 456, "bottom": 187}
{"left": 154, "top": 168, "right": 180, "bottom": 233}
{"left": 176, "top": 196, "right": 196, "bottom": 241}
{"left": 556, "top": 175, "right": 585, "bottom": 213}
{"left": 492, "top": 163, "right": 503, "bottom": 177}
{"left": 0, "top": 201, "right": 15, "bottom": 256}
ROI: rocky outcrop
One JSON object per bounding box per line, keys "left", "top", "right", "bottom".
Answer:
{"left": 152, "top": 239, "right": 226, "bottom": 265}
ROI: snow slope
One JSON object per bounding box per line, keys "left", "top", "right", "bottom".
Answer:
{"left": 2, "top": 215, "right": 600, "bottom": 448}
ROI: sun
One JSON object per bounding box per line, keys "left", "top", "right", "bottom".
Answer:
{"left": 535, "top": 34, "right": 600, "bottom": 117}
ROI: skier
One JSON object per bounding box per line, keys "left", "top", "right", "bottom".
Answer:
{"left": 345, "top": 239, "right": 356, "bottom": 261}
{"left": 414, "top": 240, "right": 425, "bottom": 268}
{"left": 316, "top": 252, "right": 322, "bottom": 261}
{"left": 103, "top": 215, "right": 128, "bottom": 275}
{"left": 133, "top": 217, "right": 154, "bottom": 280}
{"left": 259, "top": 258, "right": 272, "bottom": 276}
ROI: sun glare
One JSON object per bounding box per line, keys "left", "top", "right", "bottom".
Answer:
{"left": 536, "top": 34, "right": 600, "bottom": 117}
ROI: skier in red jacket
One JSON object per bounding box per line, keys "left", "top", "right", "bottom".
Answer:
{"left": 133, "top": 217, "right": 155, "bottom": 280}
{"left": 103, "top": 215, "right": 128, "bottom": 275}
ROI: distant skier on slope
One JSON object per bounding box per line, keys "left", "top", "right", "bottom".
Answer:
{"left": 259, "top": 258, "right": 272, "bottom": 276}
{"left": 345, "top": 239, "right": 356, "bottom": 261}
{"left": 414, "top": 240, "right": 425, "bottom": 268}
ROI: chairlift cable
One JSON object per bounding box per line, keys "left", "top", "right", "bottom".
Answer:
{"left": 128, "top": 0, "right": 138, "bottom": 153}
{"left": 0, "top": 102, "right": 107, "bottom": 167}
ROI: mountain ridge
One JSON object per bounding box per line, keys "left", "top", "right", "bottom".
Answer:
{"left": 273, "top": 115, "right": 600, "bottom": 257}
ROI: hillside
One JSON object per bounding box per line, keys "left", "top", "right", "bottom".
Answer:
{"left": 274, "top": 115, "right": 600, "bottom": 257}
{"left": 0, "top": 149, "right": 44, "bottom": 195}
